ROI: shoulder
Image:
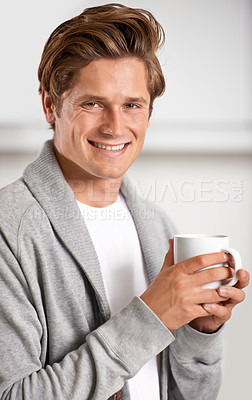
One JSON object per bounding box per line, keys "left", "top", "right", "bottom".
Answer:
{"left": 0, "top": 178, "right": 35, "bottom": 217}
{"left": 0, "top": 179, "right": 45, "bottom": 255}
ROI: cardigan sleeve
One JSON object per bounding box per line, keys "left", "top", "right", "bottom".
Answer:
{"left": 168, "top": 324, "right": 223, "bottom": 400}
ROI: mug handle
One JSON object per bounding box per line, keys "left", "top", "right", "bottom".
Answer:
{"left": 221, "top": 247, "right": 242, "bottom": 287}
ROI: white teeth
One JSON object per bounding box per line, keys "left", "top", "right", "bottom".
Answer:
{"left": 91, "top": 142, "right": 126, "bottom": 151}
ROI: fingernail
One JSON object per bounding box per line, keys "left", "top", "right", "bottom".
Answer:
{"left": 219, "top": 286, "right": 228, "bottom": 296}
{"left": 204, "top": 303, "right": 213, "bottom": 311}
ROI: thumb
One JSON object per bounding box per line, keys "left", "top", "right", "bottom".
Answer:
{"left": 162, "top": 238, "right": 174, "bottom": 270}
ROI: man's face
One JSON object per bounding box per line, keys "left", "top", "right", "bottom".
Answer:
{"left": 50, "top": 57, "right": 150, "bottom": 183}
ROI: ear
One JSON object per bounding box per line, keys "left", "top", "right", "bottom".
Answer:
{"left": 42, "top": 89, "right": 56, "bottom": 124}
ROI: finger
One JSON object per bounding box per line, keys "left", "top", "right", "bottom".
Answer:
{"left": 218, "top": 286, "right": 246, "bottom": 305}
{"left": 234, "top": 269, "right": 250, "bottom": 290}
{"left": 194, "top": 288, "right": 229, "bottom": 305}
{"left": 202, "top": 302, "right": 230, "bottom": 321}
{"left": 228, "top": 254, "right": 235, "bottom": 268}
{"left": 179, "top": 251, "right": 229, "bottom": 274}
{"left": 193, "top": 304, "right": 213, "bottom": 320}
{"left": 194, "top": 265, "right": 233, "bottom": 287}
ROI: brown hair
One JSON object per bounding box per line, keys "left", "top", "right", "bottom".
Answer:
{"left": 38, "top": 3, "right": 165, "bottom": 129}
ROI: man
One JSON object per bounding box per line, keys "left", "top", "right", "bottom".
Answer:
{"left": 0, "top": 4, "right": 249, "bottom": 400}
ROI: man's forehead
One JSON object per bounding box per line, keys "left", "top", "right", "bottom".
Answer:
{"left": 66, "top": 58, "right": 151, "bottom": 103}
{"left": 76, "top": 58, "right": 148, "bottom": 83}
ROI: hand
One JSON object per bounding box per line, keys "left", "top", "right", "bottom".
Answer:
{"left": 140, "top": 239, "right": 234, "bottom": 331}
{"left": 190, "top": 265, "right": 250, "bottom": 333}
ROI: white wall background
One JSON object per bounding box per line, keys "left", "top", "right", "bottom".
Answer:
{"left": 0, "top": 1, "right": 251, "bottom": 399}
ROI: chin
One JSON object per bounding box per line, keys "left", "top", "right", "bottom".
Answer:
{"left": 93, "top": 166, "right": 127, "bottom": 180}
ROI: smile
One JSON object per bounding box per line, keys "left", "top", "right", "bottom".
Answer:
{"left": 89, "top": 141, "right": 128, "bottom": 151}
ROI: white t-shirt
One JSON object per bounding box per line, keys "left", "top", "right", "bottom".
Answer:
{"left": 77, "top": 193, "right": 160, "bottom": 400}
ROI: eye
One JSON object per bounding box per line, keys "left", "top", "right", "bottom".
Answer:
{"left": 83, "top": 102, "right": 100, "bottom": 108}
{"left": 125, "top": 103, "right": 139, "bottom": 109}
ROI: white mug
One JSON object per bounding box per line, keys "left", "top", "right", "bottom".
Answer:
{"left": 174, "top": 234, "right": 242, "bottom": 289}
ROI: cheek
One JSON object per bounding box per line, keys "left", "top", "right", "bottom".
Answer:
{"left": 74, "top": 111, "right": 102, "bottom": 135}
{"left": 134, "top": 120, "right": 149, "bottom": 142}
{"left": 130, "top": 112, "right": 149, "bottom": 132}
{"left": 132, "top": 125, "right": 147, "bottom": 158}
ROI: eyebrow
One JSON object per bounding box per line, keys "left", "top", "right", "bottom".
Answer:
{"left": 126, "top": 97, "right": 149, "bottom": 105}
{"left": 75, "top": 94, "right": 149, "bottom": 105}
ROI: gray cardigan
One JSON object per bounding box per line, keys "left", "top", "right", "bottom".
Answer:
{"left": 0, "top": 140, "right": 223, "bottom": 399}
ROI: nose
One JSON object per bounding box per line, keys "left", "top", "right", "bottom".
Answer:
{"left": 100, "top": 108, "right": 124, "bottom": 137}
